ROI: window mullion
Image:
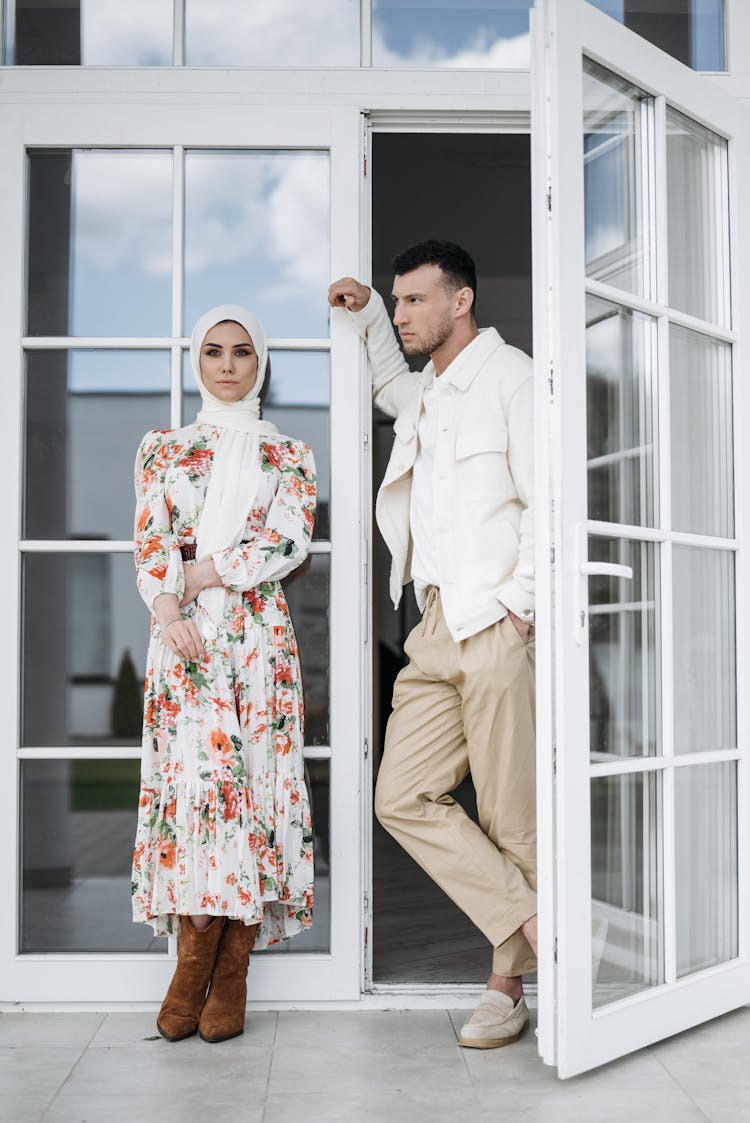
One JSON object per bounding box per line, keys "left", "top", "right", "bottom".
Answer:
{"left": 173, "top": 0, "right": 185, "bottom": 66}
{"left": 360, "top": 0, "right": 372, "bottom": 67}
{"left": 171, "top": 144, "right": 185, "bottom": 428}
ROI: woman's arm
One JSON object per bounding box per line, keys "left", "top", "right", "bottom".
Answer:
{"left": 211, "top": 440, "right": 317, "bottom": 592}
{"left": 134, "top": 430, "right": 186, "bottom": 611}
{"left": 134, "top": 430, "right": 205, "bottom": 659}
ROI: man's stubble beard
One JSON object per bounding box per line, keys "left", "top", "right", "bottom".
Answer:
{"left": 401, "top": 311, "right": 454, "bottom": 358}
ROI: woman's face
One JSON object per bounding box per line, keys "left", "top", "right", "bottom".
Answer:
{"left": 199, "top": 320, "right": 259, "bottom": 402}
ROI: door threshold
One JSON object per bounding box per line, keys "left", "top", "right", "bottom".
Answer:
{"left": 365, "top": 983, "right": 538, "bottom": 1010}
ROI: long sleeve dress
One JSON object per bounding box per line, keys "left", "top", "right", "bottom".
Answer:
{"left": 131, "top": 423, "right": 317, "bottom": 947}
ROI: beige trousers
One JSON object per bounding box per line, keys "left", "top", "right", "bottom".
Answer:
{"left": 375, "top": 588, "right": 537, "bottom": 977}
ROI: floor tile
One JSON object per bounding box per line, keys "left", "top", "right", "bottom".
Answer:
{"left": 652, "top": 1029, "right": 750, "bottom": 1089}
{"left": 274, "top": 1010, "right": 457, "bottom": 1056}
{"left": 89, "top": 1010, "right": 277, "bottom": 1049}
{"left": 44, "top": 1094, "right": 265, "bottom": 1123}
{"left": 0, "top": 1047, "right": 84, "bottom": 1118}
{"left": 56, "top": 1041, "right": 272, "bottom": 1100}
{"left": 0, "top": 1014, "right": 104, "bottom": 1049}
{"left": 678, "top": 1085, "right": 750, "bottom": 1123}
{"left": 476, "top": 1088, "right": 710, "bottom": 1122}
{"left": 263, "top": 1091, "right": 489, "bottom": 1123}
{"left": 269, "top": 1011, "right": 470, "bottom": 1098}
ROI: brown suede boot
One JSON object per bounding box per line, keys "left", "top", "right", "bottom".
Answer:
{"left": 198, "top": 920, "right": 259, "bottom": 1043}
{"left": 157, "top": 917, "right": 225, "bottom": 1042}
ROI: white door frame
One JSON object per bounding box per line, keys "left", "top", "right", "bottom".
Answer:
{"left": 0, "top": 101, "right": 364, "bottom": 1003}
{"left": 532, "top": 0, "right": 750, "bottom": 1077}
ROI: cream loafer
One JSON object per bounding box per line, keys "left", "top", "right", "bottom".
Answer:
{"left": 459, "top": 991, "right": 529, "bottom": 1050}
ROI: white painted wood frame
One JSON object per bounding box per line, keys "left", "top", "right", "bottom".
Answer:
{"left": 0, "top": 103, "right": 364, "bottom": 1003}
{"left": 532, "top": 0, "right": 750, "bottom": 1079}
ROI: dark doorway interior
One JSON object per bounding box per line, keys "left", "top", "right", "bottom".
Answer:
{"left": 371, "top": 131, "right": 532, "bottom": 984}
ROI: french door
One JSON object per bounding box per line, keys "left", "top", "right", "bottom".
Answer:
{"left": 532, "top": 0, "right": 750, "bottom": 1076}
{"left": 0, "top": 103, "right": 364, "bottom": 1003}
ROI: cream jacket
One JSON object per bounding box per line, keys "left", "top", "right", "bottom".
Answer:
{"left": 347, "top": 289, "right": 534, "bottom": 642}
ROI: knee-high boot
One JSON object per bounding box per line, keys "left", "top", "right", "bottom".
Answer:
{"left": 198, "top": 920, "right": 259, "bottom": 1043}
{"left": 157, "top": 917, "right": 225, "bottom": 1042}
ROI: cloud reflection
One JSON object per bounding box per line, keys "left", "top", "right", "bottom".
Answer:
{"left": 81, "top": 0, "right": 172, "bottom": 65}
{"left": 185, "top": 0, "right": 360, "bottom": 66}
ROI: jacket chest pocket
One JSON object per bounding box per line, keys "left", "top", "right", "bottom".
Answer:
{"left": 454, "top": 424, "right": 509, "bottom": 499}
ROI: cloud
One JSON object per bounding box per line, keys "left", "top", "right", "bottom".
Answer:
{"left": 81, "top": 0, "right": 173, "bottom": 65}
{"left": 372, "top": 27, "right": 530, "bottom": 69}
{"left": 185, "top": 0, "right": 360, "bottom": 66}
{"left": 71, "top": 152, "right": 173, "bottom": 277}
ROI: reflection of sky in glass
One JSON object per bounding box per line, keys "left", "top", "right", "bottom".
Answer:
{"left": 184, "top": 151, "right": 330, "bottom": 339}
{"left": 182, "top": 350, "right": 329, "bottom": 408}
{"left": 185, "top": 0, "right": 359, "bottom": 66}
{"left": 587, "top": 0, "right": 725, "bottom": 71}
{"left": 69, "top": 350, "right": 170, "bottom": 393}
{"left": 372, "top": 0, "right": 531, "bottom": 68}
{"left": 81, "top": 0, "right": 172, "bottom": 64}
{"left": 69, "top": 152, "right": 172, "bottom": 336}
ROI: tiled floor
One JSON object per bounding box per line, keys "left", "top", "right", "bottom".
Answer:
{"left": 1, "top": 1005, "right": 749, "bottom": 1123}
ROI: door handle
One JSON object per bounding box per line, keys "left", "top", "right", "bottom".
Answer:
{"left": 575, "top": 525, "right": 633, "bottom": 645}
{"left": 579, "top": 562, "right": 634, "bottom": 580}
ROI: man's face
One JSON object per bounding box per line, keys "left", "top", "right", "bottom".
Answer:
{"left": 391, "top": 263, "right": 456, "bottom": 357}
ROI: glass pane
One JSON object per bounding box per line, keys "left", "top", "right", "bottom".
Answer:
{"left": 583, "top": 61, "right": 648, "bottom": 298}
{"left": 185, "top": 0, "right": 359, "bottom": 66}
{"left": 183, "top": 350, "right": 330, "bottom": 540}
{"left": 24, "top": 350, "right": 171, "bottom": 540}
{"left": 586, "top": 296, "right": 656, "bottom": 527}
{"left": 22, "top": 554, "right": 149, "bottom": 748}
{"left": 27, "top": 151, "right": 172, "bottom": 337}
{"left": 284, "top": 555, "right": 330, "bottom": 747}
{"left": 264, "top": 759, "right": 329, "bottom": 954}
{"left": 372, "top": 0, "right": 532, "bottom": 68}
{"left": 673, "top": 546, "right": 736, "bottom": 755}
{"left": 184, "top": 150, "right": 329, "bottom": 339}
{"left": 589, "top": 537, "right": 659, "bottom": 760}
{"left": 591, "top": 772, "right": 663, "bottom": 1008}
{"left": 670, "top": 325, "right": 733, "bottom": 538}
{"left": 21, "top": 759, "right": 166, "bottom": 952}
{"left": 8, "top": 0, "right": 173, "bottom": 64}
{"left": 667, "top": 108, "right": 729, "bottom": 326}
{"left": 587, "top": 1, "right": 726, "bottom": 72}
{"left": 676, "top": 762, "right": 737, "bottom": 977}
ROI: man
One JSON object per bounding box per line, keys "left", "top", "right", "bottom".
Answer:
{"left": 329, "top": 240, "right": 536, "bottom": 1049}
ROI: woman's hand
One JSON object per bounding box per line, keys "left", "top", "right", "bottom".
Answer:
{"left": 179, "top": 559, "right": 221, "bottom": 608}
{"left": 153, "top": 592, "right": 205, "bottom": 661}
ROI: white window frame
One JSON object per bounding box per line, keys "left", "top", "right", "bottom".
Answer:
{"left": 0, "top": 102, "right": 363, "bottom": 1003}
{"left": 532, "top": 0, "right": 750, "bottom": 1077}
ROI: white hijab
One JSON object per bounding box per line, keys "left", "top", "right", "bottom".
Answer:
{"left": 190, "top": 304, "right": 278, "bottom": 622}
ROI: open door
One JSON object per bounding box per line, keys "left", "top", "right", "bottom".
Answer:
{"left": 532, "top": 0, "right": 750, "bottom": 1077}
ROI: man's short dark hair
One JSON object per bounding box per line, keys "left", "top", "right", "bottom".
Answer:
{"left": 392, "top": 240, "right": 478, "bottom": 315}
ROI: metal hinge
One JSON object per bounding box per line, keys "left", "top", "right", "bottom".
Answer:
{"left": 363, "top": 737, "right": 369, "bottom": 759}
{"left": 550, "top": 545, "right": 555, "bottom": 566}
{"left": 553, "top": 746, "right": 557, "bottom": 775}
{"left": 554, "top": 937, "right": 558, "bottom": 963}
{"left": 548, "top": 362, "right": 554, "bottom": 400}
{"left": 363, "top": 430, "right": 369, "bottom": 449}
{"left": 364, "top": 893, "right": 370, "bottom": 915}
{"left": 546, "top": 188, "right": 552, "bottom": 213}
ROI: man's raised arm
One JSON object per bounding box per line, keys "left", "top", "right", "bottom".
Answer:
{"left": 328, "top": 277, "right": 420, "bottom": 419}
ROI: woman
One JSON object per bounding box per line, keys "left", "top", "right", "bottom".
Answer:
{"left": 131, "top": 305, "right": 316, "bottom": 1044}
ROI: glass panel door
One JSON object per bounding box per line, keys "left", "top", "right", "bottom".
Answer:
{"left": 0, "top": 104, "right": 363, "bottom": 1003}
{"left": 532, "top": 0, "right": 750, "bottom": 1077}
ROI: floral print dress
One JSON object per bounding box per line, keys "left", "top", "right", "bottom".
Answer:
{"left": 131, "top": 424, "right": 316, "bottom": 947}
